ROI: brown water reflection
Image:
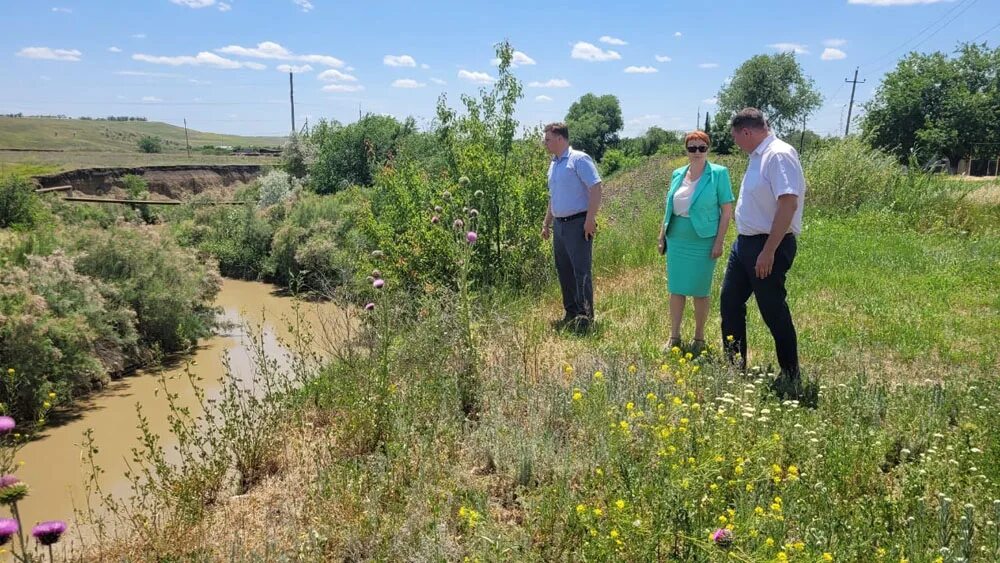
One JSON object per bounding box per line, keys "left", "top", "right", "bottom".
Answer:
{"left": 11, "top": 279, "right": 345, "bottom": 553}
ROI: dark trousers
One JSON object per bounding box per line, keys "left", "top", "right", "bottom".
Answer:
{"left": 720, "top": 234, "right": 799, "bottom": 378}
{"left": 553, "top": 214, "right": 593, "bottom": 320}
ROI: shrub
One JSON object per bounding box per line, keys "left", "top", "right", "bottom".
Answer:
{"left": 137, "top": 135, "right": 163, "bottom": 153}
{"left": 0, "top": 175, "right": 41, "bottom": 229}
{"left": 256, "top": 169, "right": 299, "bottom": 208}
{"left": 600, "top": 149, "right": 642, "bottom": 177}
{"left": 309, "top": 114, "right": 416, "bottom": 193}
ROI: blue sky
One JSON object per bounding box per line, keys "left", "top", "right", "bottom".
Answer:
{"left": 1, "top": 0, "right": 997, "bottom": 139}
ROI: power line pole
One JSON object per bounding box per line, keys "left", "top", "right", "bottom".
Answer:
{"left": 799, "top": 114, "right": 806, "bottom": 154}
{"left": 183, "top": 118, "right": 191, "bottom": 158}
{"left": 696, "top": 106, "right": 700, "bottom": 131}
{"left": 289, "top": 72, "right": 295, "bottom": 133}
{"left": 844, "top": 67, "right": 865, "bottom": 136}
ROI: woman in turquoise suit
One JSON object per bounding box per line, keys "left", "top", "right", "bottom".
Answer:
{"left": 657, "top": 130, "right": 734, "bottom": 353}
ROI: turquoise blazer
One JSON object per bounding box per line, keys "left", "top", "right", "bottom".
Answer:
{"left": 663, "top": 162, "right": 735, "bottom": 238}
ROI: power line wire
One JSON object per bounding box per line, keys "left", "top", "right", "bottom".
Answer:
{"left": 860, "top": 0, "right": 974, "bottom": 69}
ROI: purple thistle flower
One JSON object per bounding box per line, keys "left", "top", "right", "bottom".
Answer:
{"left": 453, "top": 218, "right": 464, "bottom": 230}
{"left": 364, "top": 303, "right": 375, "bottom": 311}
{"left": 0, "top": 475, "right": 28, "bottom": 506}
{"left": 0, "top": 416, "right": 14, "bottom": 434}
{"left": 712, "top": 528, "right": 733, "bottom": 548}
{"left": 431, "top": 215, "right": 440, "bottom": 224}
{"left": 0, "top": 518, "right": 21, "bottom": 545}
{"left": 458, "top": 176, "right": 471, "bottom": 187}
{"left": 373, "top": 279, "right": 385, "bottom": 289}
{"left": 0, "top": 475, "right": 19, "bottom": 488}
{"left": 371, "top": 269, "right": 382, "bottom": 279}
{"left": 466, "top": 231, "right": 478, "bottom": 244}
{"left": 0, "top": 518, "right": 17, "bottom": 546}
{"left": 31, "top": 520, "right": 67, "bottom": 546}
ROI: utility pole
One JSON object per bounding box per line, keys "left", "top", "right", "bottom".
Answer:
{"left": 696, "top": 106, "right": 700, "bottom": 131}
{"left": 289, "top": 72, "right": 295, "bottom": 133}
{"left": 844, "top": 67, "right": 865, "bottom": 136}
{"left": 183, "top": 118, "right": 191, "bottom": 158}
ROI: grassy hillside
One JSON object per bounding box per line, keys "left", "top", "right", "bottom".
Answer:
{"left": 0, "top": 117, "right": 285, "bottom": 152}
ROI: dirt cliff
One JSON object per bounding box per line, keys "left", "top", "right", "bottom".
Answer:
{"left": 34, "top": 164, "right": 266, "bottom": 198}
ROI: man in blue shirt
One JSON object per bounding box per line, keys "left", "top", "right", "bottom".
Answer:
{"left": 541, "top": 122, "right": 603, "bottom": 332}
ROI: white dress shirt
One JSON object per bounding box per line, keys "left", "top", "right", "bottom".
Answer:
{"left": 735, "top": 134, "right": 806, "bottom": 236}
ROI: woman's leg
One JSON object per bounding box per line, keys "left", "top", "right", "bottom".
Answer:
{"left": 670, "top": 293, "right": 686, "bottom": 342}
{"left": 693, "top": 296, "right": 709, "bottom": 341}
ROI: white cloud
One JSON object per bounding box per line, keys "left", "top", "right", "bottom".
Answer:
{"left": 821, "top": 48, "right": 847, "bottom": 60}
{"left": 848, "top": 0, "right": 951, "bottom": 4}
{"left": 420, "top": 63, "right": 430, "bottom": 69}
{"left": 824, "top": 38, "right": 848, "bottom": 47}
{"left": 528, "top": 78, "right": 571, "bottom": 88}
{"left": 384, "top": 54, "right": 416, "bottom": 67}
{"left": 51, "top": 7, "right": 72, "bottom": 13}
{"left": 16, "top": 47, "right": 82, "bottom": 61}
{"left": 458, "top": 69, "right": 494, "bottom": 84}
{"left": 218, "top": 2, "right": 231, "bottom": 11}
{"left": 133, "top": 51, "right": 264, "bottom": 69}
{"left": 142, "top": 96, "right": 162, "bottom": 102}
{"left": 492, "top": 50, "right": 536, "bottom": 67}
{"left": 430, "top": 77, "right": 447, "bottom": 85}
{"left": 769, "top": 42, "right": 810, "bottom": 55}
{"left": 170, "top": 0, "right": 215, "bottom": 7}
{"left": 535, "top": 95, "right": 553, "bottom": 102}
{"left": 703, "top": 97, "right": 718, "bottom": 105}
{"left": 277, "top": 64, "right": 313, "bottom": 73}
{"left": 627, "top": 114, "right": 660, "bottom": 125}
{"left": 600, "top": 35, "right": 627, "bottom": 46}
{"left": 115, "top": 70, "right": 183, "bottom": 77}
{"left": 317, "top": 68, "right": 357, "bottom": 82}
{"left": 571, "top": 41, "right": 621, "bottom": 62}
{"left": 131, "top": 33, "right": 146, "bottom": 39}
{"left": 109, "top": 46, "right": 122, "bottom": 53}
{"left": 217, "top": 42, "right": 344, "bottom": 67}
{"left": 699, "top": 62, "right": 719, "bottom": 69}
{"left": 655, "top": 54, "right": 672, "bottom": 62}
{"left": 624, "top": 65, "right": 657, "bottom": 74}
{"left": 189, "top": 78, "right": 211, "bottom": 85}
{"left": 392, "top": 79, "right": 426, "bottom": 88}
{"left": 292, "top": 0, "right": 314, "bottom": 11}
{"left": 674, "top": 31, "right": 683, "bottom": 38}
{"left": 322, "top": 84, "right": 364, "bottom": 93}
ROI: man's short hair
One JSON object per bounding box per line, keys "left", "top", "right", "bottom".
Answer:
{"left": 544, "top": 122, "right": 569, "bottom": 140}
{"left": 730, "top": 108, "right": 768, "bottom": 131}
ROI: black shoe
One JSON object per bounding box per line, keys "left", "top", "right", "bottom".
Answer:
{"left": 569, "top": 315, "right": 592, "bottom": 334}
{"left": 553, "top": 314, "right": 574, "bottom": 330}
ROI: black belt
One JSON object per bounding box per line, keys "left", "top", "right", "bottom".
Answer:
{"left": 738, "top": 233, "right": 794, "bottom": 239}
{"left": 556, "top": 211, "right": 587, "bottom": 222}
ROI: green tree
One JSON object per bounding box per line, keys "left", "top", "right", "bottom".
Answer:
{"left": 309, "top": 114, "right": 416, "bottom": 193}
{"left": 137, "top": 135, "right": 163, "bottom": 153}
{"left": 565, "top": 93, "right": 623, "bottom": 161}
{"left": 862, "top": 42, "right": 1000, "bottom": 169}
{"left": 716, "top": 53, "right": 822, "bottom": 136}
{"left": 704, "top": 111, "right": 711, "bottom": 135}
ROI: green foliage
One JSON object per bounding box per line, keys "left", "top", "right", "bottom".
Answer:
{"left": 862, "top": 42, "right": 1000, "bottom": 168}
{"left": 137, "top": 135, "right": 164, "bottom": 153}
{"left": 716, "top": 52, "right": 822, "bottom": 136}
{"left": 620, "top": 127, "right": 682, "bottom": 157}
{"left": 0, "top": 175, "right": 41, "bottom": 229}
{"left": 256, "top": 169, "right": 299, "bottom": 208}
{"left": 309, "top": 114, "right": 416, "bottom": 193}
{"left": 174, "top": 204, "right": 275, "bottom": 280}
{"left": 282, "top": 132, "right": 311, "bottom": 179}
{"left": 566, "top": 93, "right": 624, "bottom": 161}
{"left": 599, "top": 149, "right": 643, "bottom": 177}
{"left": 72, "top": 227, "right": 221, "bottom": 355}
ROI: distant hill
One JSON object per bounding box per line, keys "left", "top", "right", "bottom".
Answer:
{"left": 0, "top": 117, "right": 286, "bottom": 152}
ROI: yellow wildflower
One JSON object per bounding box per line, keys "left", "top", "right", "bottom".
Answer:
{"left": 615, "top": 499, "right": 625, "bottom": 511}
{"left": 776, "top": 552, "right": 788, "bottom": 562}
{"left": 718, "top": 515, "right": 727, "bottom": 524}
{"left": 610, "top": 529, "right": 619, "bottom": 539}
{"left": 680, "top": 418, "right": 690, "bottom": 425}
{"left": 619, "top": 420, "right": 630, "bottom": 432}
{"left": 563, "top": 364, "right": 574, "bottom": 375}
{"left": 576, "top": 504, "right": 586, "bottom": 514}
{"left": 628, "top": 364, "right": 638, "bottom": 374}
{"left": 755, "top": 506, "right": 765, "bottom": 516}
{"left": 573, "top": 390, "right": 583, "bottom": 401}
{"left": 673, "top": 397, "right": 683, "bottom": 406}
{"left": 726, "top": 334, "right": 734, "bottom": 342}
{"left": 593, "top": 371, "right": 603, "bottom": 380}
{"left": 765, "top": 537, "right": 775, "bottom": 547}
{"left": 646, "top": 392, "right": 657, "bottom": 402}
{"left": 626, "top": 402, "right": 634, "bottom": 411}
{"left": 735, "top": 465, "right": 744, "bottom": 476}
{"left": 822, "top": 554, "right": 833, "bottom": 562}
{"left": 671, "top": 346, "right": 681, "bottom": 355}
{"left": 593, "top": 508, "right": 603, "bottom": 517}
{"left": 746, "top": 483, "right": 754, "bottom": 492}
{"left": 684, "top": 352, "right": 693, "bottom": 360}
{"left": 47, "top": 392, "right": 56, "bottom": 399}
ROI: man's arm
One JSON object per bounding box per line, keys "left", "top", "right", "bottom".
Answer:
{"left": 755, "top": 195, "right": 797, "bottom": 278}
{"left": 584, "top": 183, "right": 602, "bottom": 240}
{"left": 541, "top": 201, "right": 554, "bottom": 240}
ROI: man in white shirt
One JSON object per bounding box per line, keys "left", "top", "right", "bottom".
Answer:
{"left": 720, "top": 108, "right": 804, "bottom": 396}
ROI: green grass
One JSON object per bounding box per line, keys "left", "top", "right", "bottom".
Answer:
{"left": 0, "top": 117, "right": 285, "bottom": 152}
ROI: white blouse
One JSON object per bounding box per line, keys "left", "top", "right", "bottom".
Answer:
{"left": 672, "top": 175, "right": 699, "bottom": 217}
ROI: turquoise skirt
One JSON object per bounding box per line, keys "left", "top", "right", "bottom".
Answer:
{"left": 666, "top": 215, "right": 717, "bottom": 297}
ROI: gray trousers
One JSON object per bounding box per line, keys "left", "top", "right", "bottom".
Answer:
{"left": 553, "top": 214, "right": 593, "bottom": 320}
